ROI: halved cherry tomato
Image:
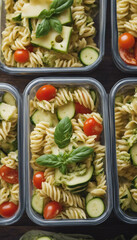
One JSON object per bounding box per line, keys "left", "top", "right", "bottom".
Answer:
{"left": 14, "top": 49, "right": 29, "bottom": 63}
{"left": 119, "top": 33, "right": 135, "bottom": 49}
{"left": 33, "top": 171, "right": 45, "bottom": 189}
{"left": 83, "top": 117, "right": 103, "bottom": 137}
{"left": 43, "top": 201, "right": 62, "bottom": 219}
{"left": 0, "top": 165, "right": 18, "bottom": 184}
{"left": 75, "top": 102, "right": 91, "bottom": 114}
{"left": 0, "top": 202, "right": 18, "bottom": 218}
{"left": 27, "top": 45, "right": 34, "bottom": 52}
{"left": 119, "top": 47, "right": 136, "bottom": 65}
{"left": 36, "top": 85, "right": 56, "bottom": 101}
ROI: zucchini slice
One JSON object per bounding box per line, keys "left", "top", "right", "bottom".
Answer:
{"left": 30, "top": 110, "right": 58, "bottom": 126}
{"left": 86, "top": 198, "right": 105, "bottom": 218}
{"left": 57, "top": 102, "right": 75, "bottom": 120}
{"left": 79, "top": 47, "right": 99, "bottom": 66}
{"left": 90, "top": 90, "right": 96, "bottom": 104}
{"left": 130, "top": 143, "right": 137, "bottom": 166}
{"left": 0, "top": 103, "right": 16, "bottom": 121}
{"left": 2, "top": 93, "right": 16, "bottom": 106}
{"left": 86, "top": 193, "right": 93, "bottom": 204}
{"left": 31, "top": 194, "right": 44, "bottom": 215}
{"left": 55, "top": 166, "right": 93, "bottom": 188}
{"left": 132, "top": 176, "right": 137, "bottom": 189}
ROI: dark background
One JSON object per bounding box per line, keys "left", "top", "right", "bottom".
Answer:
{"left": 0, "top": 1, "right": 137, "bottom": 239}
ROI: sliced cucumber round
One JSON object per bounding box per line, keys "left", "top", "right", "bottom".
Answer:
{"left": 130, "top": 143, "right": 137, "bottom": 166}
{"left": 2, "top": 92, "right": 16, "bottom": 106}
{"left": 79, "top": 47, "right": 99, "bottom": 66}
{"left": 57, "top": 102, "right": 75, "bottom": 120}
{"left": 30, "top": 110, "right": 58, "bottom": 127}
{"left": 86, "top": 198, "right": 105, "bottom": 218}
{"left": 31, "top": 194, "right": 44, "bottom": 215}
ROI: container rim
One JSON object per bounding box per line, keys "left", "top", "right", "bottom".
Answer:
{"left": 0, "top": 83, "right": 25, "bottom": 225}
{"left": 111, "top": 0, "right": 137, "bottom": 73}
{"left": 110, "top": 77, "right": 137, "bottom": 224}
{"left": 23, "top": 77, "right": 113, "bottom": 226}
{"left": 0, "top": 0, "right": 107, "bottom": 75}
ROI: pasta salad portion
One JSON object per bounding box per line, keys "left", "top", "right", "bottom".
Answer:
{"left": 117, "top": 0, "right": 137, "bottom": 66}
{"left": 2, "top": 0, "right": 99, "bottom": 68}
{"left": 115, "top": 87, "right": 137, "bottom": 214}
{"left": 0, "top": 92, "right": 19, "bottom": 218}
{"left": 30, "top": 84, "right": 106, "bottom": 220}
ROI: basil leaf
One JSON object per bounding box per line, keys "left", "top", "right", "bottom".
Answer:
{"left": 36, "top": 19, "right": 50, "bottom": 38}
{"left": 50, "top": 18, "right": 62, "bottom": 33}
{"left": 36, "top": 154, "right": 61, "bottom": 168}
{"left": 50, "top": 0, "right": 58, "bottom": 10}
{"left": 38, "top": 9, "right": 55, "bottom": 19}
{"left": 55, "top": 0, "right": 73, "bottom": 14}
{"left": 12, "top": 13, "right": 22, "bottom": 21}
{"left": 59, "top": 164, "right": 67, "bottom": 174}
{"left": 54, "top": 117, "right": 72, "bottom": 149}
{"left": 66, "top": 146, "right": 94, "bottom": 164}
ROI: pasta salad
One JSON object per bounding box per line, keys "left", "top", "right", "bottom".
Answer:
{"left": 30, "top": 84, "right": 106, "bottom": 220}
{"left": 0, "top": 92, "right": 19, "bottom": 218}
{"left": 117, "top": 0, "right": 137, "bottom": 66}
{"left": 115, "top": 87, "right": 137, "bottom": 213}
{"left": 2, "top": 0, "right": 99, "bottom": 68}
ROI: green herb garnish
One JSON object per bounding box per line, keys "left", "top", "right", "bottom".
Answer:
{"left": 36, "top": 146, "right": 94, "bottom": 174}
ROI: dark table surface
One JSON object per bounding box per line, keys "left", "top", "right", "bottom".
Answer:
{"left": 1, "top": 1, "right": 137, "bottom": 239}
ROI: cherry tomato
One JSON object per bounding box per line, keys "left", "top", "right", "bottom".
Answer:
{"left": 0, "top": 165, "right": 18, "bottom": 184}
{"left": 27, "top": 45, "right": 34, "bottom": 52}
{"left": 36, "top": 85, "right": 56, "bottom": 101}
{"left": 83, "top": 117, "right": 103, "bottom": 137}
{"left": 14, "top": 49, "right": 29, "bottom": 63}
{"left": 119, "top": 33, "right": 135, "bottom": 49}
{"left": 43, "top": 201, "right": 62, "bottom": 219}
{"left": 0, "top": 202, "right": 18, "bottom": 218}
{"left": 119, "top": 47, "right": 136, "bottom": 65}
{"left": 33, "top": 171, "right": 45, "bottom": 189}
{"left": 75, "top": 102, "right": 91, "bottom": 114}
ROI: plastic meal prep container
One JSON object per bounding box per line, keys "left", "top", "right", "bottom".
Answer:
{"left": 23, "top": 77, "right": 113, "bottom": 226}
{"left": 0, "top": 83, "right": 24, "bottom": 225}
{"left": 111, "top": 0, "right": 137, "bottom": 73}
{"left": 0, "top": 0, "right": 107, "bottom": 75}
{"left": 110, "top": 78, "right": 137, "bottom": 224}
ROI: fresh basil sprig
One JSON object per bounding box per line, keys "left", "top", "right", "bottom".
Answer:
{"left": 36, "top": 19, "right": 51, "bottom": 38}
{"left": 36, "top": 146, "right": 94, "bottom": 174}
{"left": 50, "top": 18, "right": 62, "bottom": 33}
{"left": 54, "top": 117, "right": 72, "bottom": 149}
{"left": 36, "top": 0, "right": 73, "bottom": 38}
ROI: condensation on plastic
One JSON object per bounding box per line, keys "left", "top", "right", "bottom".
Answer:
{"left": 111, "top": 0, "right": 137, "bottom": 73}
{"left": 0, "top": 83, "right": 25, "bottom": 225}
{"left": 110, "top": 78, "right": 137, "bottom": 224}
{"left": 23, "top": 77, "right": 113, "bottom": 226}
{"left": 0, "top": 0, "right": 107, "bottom": 75}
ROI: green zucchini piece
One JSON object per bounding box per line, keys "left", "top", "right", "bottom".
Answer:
{"left": 57, "top": 102, "right": 75, "bottom": 120}
{"left": 79, "top": 47, "right": 99, "bottom": 66}
{"left": 31, "top": 194, "right": 44, "bottom": 215}
{"left": 86, "top": 198, "right": 105, "bottom": 218}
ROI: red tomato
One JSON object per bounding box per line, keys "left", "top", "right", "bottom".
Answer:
{"left": 0, "top": 202, "right": 18, "bottom": 218}
{"left": 75, "top": 102, "right": 91, "bottom": 114}
{"left": 33, "top": 171, "right": 45, "bottom": 189}
{"left": 0, "top": 165, "right": 18, "bottom": 184}
{"left": 43, "top": 201, "right": 62, "bottom": 219}
{"left": 14, "top": 49, "right": 29, "bottom": 63}
{"left": 27, "top": 45, "right": 34, "bottom": 52}
{"left": 83, "top": 117, "right": 103, "bottom": 137}
{"left": 119, "top": 47, "right": 136, "bottom": 65}
{"left": 36, "top": 85, "right": 56, "bottom": 101}
{"left": 119, "top": 33, "right": 135, "bottom": 49}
